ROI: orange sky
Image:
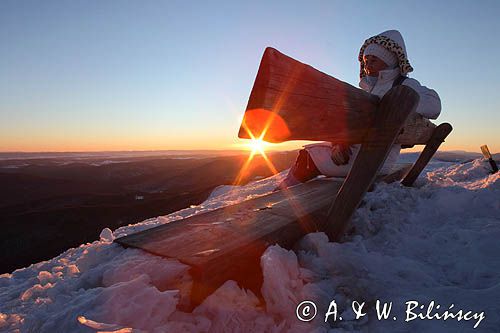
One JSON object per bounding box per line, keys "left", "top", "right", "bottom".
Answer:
{"left": 1, "top": 134, "right": 494, "bottom": 154}
{"left": 2, "top": 2, "right": 499, "bottom": 155}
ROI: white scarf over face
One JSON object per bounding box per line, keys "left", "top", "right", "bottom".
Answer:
{"left": 359, "top": 67, "right": 401, "bottom": 97}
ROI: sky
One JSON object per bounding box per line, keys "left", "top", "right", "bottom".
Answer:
{"left": 1, "top": 0, "right": 499, "bottom": 153}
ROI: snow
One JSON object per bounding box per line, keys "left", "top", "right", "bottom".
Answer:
{"left": 99, "top": 228, "right": 115, "bottom": 242}
{"left": 1, "top": 158, "right": 499, "bottom": 332}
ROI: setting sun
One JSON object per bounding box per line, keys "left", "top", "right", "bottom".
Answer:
{"left": 232, "top": 129, "right": 281, "bottom": 185}
{"left": 246, "top": 138, "right": 269, "bottom": 155}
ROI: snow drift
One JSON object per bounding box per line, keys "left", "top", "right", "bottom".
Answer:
{"left": 1, "top": 158, "right": 499, "bottom": 332}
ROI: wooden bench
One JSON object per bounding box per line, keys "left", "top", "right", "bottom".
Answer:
{"left": 238, "top": 47, "right": 452, "bottom": 240}
{"left": 115, "top": 47, "right": 452, "bottom": 309}
{"left": 115, "top": 164, "right": 411, "bottom": 309}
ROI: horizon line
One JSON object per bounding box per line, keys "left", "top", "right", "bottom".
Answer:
{"left": 0, "top": 148, "right": 484, "bottom": 154}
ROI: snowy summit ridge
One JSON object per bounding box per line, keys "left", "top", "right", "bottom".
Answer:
{"left": 0, "top": 158, "right": 499, "bottom": 332}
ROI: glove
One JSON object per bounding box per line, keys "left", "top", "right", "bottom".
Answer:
{"left": 331, "top": 144, "right": 352, "bottom": 165}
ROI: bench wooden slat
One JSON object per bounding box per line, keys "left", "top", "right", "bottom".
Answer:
{"left": 238, "top": 47, "right": 379, "bottom": 143}
{"left": 116, "top": 179, "right": 335, "bottom": 264}
{"left": 115, "top": 164, "right": 411, "bottom": 308}
{"left": 238, "top": 47, "right": 435, "bottom": 145}
{"left": 323, "top": 86, "right": 419, "bottom": 241}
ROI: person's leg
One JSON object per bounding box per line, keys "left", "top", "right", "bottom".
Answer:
{"left": 277, "top": 149, "right": 321, "bottom": 189}
{"left": 292, "top": 149, "right": 322, "bottom": 182}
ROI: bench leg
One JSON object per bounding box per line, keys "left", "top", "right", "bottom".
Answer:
{"left": 186, "top": 251, "right": 265, "bottom": 311}
{"left": 401, "top": 123, "right": 453, "bottom": 187}
{"left": 323, "top": 86, "right": 419, "bottom": 241}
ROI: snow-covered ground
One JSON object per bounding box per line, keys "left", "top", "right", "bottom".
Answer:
{"left": 1, "top": 158, "right": 499, "bottom": 332}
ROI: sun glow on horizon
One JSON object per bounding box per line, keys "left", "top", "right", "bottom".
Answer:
{"left": 231, "top": 128, "right": 317, "bottom": 237}
{"left": 232, "top": 123, "right": 280, "bottom": 186}
{"left": 245, "top": 137, "right": 269, "bottom": 156}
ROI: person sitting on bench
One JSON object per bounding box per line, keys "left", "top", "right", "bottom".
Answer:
{"left": 278, "top": 29, "right": 442, "bottom": 189}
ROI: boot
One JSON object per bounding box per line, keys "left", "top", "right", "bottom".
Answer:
{"left": 275, "top": 149, "right": 321, "bottom": 191}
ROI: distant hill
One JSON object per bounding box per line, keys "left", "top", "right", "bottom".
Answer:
{"left": 400, "top": 150, "right": 498, "bottom": 163}
{"left": 0, "top": 151, "right": 297, "bottom": 274}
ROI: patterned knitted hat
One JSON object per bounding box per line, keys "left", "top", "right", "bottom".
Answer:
{"left": 363, "top": 43, "right": 398, "bottom": 68}
{"left": 358, "top": 30, "right": 413, "bottom": 79}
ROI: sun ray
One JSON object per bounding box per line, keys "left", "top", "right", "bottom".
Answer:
{"left": 232, "top": 63, "right": 315, "bottom": 231}
{"left": 234, "top": 63, "right": 303, "bottom": 186}
{"left": 232, "top": 130, "right": 316, "bottom": 235}
{"left": 258, "top": 63, "right": 303, "bottom": 143}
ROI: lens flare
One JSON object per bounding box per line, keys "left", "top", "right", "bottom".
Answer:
{"left": 232, "top": 128, "right": 316, "bottom": 236}
{"left": 246, "top": 137, "right": 268, "bottom": 156}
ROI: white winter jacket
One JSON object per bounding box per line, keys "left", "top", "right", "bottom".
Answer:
{"left": 359, "top": 67, "right": 441, "bottom": 119}
{"left": 305, "top": 69, "right": 441, "bottom": 177}
{"left": 305, "top": 29, "right": 442, "bottom": 177}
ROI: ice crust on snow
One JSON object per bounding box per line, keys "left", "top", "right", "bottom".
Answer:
{"left": 0, "top": 158, "right": 499, "bottom": 332}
